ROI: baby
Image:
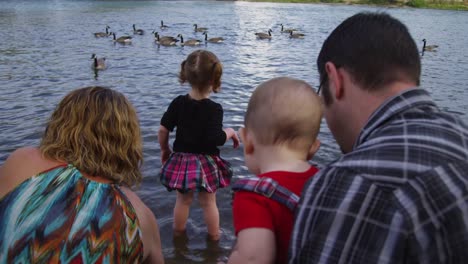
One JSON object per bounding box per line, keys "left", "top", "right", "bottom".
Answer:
{"left": 227, "top": 77, "right": 323, "bottom": 264}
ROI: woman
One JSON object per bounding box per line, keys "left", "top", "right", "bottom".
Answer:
{"left": 0, "top": 86, "right": 164, "bottom": 263}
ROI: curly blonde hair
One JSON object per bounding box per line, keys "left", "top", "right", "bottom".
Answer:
{"left": 39, "top": 86, "right": 143, "bottom": 186}
{"left": 179, "top": 49, "right": 223, "bottom": 93}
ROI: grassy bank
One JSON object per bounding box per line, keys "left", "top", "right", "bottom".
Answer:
{"left": 406, "top": 0, "right": 468, "bottom": 10}
{"left": 241, "top": 0, "right": 468, "bottom": 11}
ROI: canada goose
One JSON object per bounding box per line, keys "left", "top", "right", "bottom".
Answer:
{"left": 177, "top": 34, "right": 201, "bottom": 46}
{"left": 280, "top": 24, "right": 296, "bottom": 33}
{"left": 155, "top": 33, "right": 178, "bottom": 46}
{"left": 203, "top": 32, "right": 224, "bottom": 43}
{"left": 290, "top": 31, "right": 305, "bottom": 39}
{"left": 91, "top": 54, "right": 106, "bottom": 70}
{"left": 160, "top": 20, "right": 169, "bottom": 29}
{"left": 255, "top": 29, "right": 273, "bottom": 39}
{"left": 153, "top": 32, "right": 178, "bottom": 42}
{"left": 94, "top": 25, "right": 110, "bottom": 37}
{"left": 422, "top": 39, "right": 438, "bottom": 52}
{"left": 193, "top": 24, "right": 208, "bottom": 32}
{"left": 112, "top": 32, "right": 132, "bottom": 44}
{"left": 133, "top": 24, "right": 144, "bottom": 35}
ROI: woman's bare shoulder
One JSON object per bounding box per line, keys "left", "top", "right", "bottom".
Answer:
{"left": 6, "top": 146, "right": 41, "bottom": 160}
{"left": 0, "top": 146, "right": 60, "bottom": 198}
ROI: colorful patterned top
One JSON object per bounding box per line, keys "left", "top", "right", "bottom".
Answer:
{"left": 0, "top": 164, "right": 144, "bottom": 263}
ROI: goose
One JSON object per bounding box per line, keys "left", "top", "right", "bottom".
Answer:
{"left": 94, "top": 25, "right": 110, "bottom": 37}
{"left": 280, "top": 24, "right": 296, "bottom": 34}
{"left": 193, "top": 24, "right": 208, "bottom": 32}
{"left": 177, "top": 34, "right": 201, "bottom": 46}
{"left": 132, "top": 24, "right": 144, "bottom": 35}
{"left": 155, "top": 33, "right": 178, "bottom": 46}
{"left": 203, "top": 32, "right": 224, "bottom": 43}
{"left": 422, "top": 39, "right": 438, "bottom": 52}
{"left": 91, "top": 54, "right": 106, "bottom": 70}
{"left": 112, "top": 32, "right": 132, "bottom": 44}
{"left": 133, "top": 24, "right": 144, "bottom": 35}
{"left": 153, "top": 31, "right": 178, "bottom": 42}
{"left": 290, "top": 31, "right": 305, "bottom": 39}
{"left": 255, "top": 29, "right": 272, "bottom": 39}
{"left": 160, "top": 20, "right": 169, "bottom": 29}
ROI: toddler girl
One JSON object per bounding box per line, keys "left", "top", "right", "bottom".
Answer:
{"left": 158, "top": 50, "right": 239, "bottom": 241}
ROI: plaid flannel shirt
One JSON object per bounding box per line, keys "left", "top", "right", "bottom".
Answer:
{"left": 289, "top": 88, "right": 468, "bottom": 264}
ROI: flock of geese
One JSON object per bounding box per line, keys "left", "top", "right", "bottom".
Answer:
{"left": 90, "top": 20, "right": 435, "bottom": 71}
{"left": 91, "top": 21, "right": 223, "bottom": 70}
{"left": 255, "top": 24, "right": 306, "bottom": 39}
{"left": 92, "top": 21, "right": 230, "bottom": 46}
{"left": 90, "top": 21, "right": 307, "bottom": 70}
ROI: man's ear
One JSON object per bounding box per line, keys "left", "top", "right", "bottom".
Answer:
{"left": 239, "top": 127, "right": 254, "bottom": 155}
{"left": 325, "top": 62, "right": 344, "bottom": 100}
{"left": 307, "top": 139, "right": 321, "bottom": 160}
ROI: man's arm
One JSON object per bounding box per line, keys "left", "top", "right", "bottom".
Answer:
{"left": 289, "top": 170, "right": 406, "bottom": 263}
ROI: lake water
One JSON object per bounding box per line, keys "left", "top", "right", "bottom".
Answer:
{"left": 1, "top": 0, "right": 467, "bottom": 262}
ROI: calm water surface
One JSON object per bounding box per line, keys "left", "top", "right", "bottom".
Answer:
{"left": 1, "top": 0, "right": 467, "bottom": 262}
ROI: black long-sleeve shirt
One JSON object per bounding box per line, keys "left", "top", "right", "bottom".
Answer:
{"left": 160, "top": 94, "right": 227, "bottom": 156}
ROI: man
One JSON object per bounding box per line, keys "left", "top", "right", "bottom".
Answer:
{"left": 289, "top": 12, "right": 468, "bottom": 263}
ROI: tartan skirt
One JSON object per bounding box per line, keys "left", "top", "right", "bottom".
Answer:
{"left": 159, "top": 152, "right": 233, "bottom": 193}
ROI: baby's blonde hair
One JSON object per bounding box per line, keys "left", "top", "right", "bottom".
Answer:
{"left": 245, "top": 77, "right": 322, "bottom": 152}
{"left": 179, "top": 50, "right": 223, "bottom": 93}
{"left": 39, "top": 86, "right": 143, "bottom": 187}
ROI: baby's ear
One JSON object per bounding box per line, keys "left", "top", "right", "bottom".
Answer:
{"left": 307, "top": 139, "right": 321, "bottom": 160}
{"left": 239, "top": 127, "right": 254, "bottom": 155}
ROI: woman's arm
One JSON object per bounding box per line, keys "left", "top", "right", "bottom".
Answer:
{"left": 122, "top": 187, "right": 165, "bottom": 264}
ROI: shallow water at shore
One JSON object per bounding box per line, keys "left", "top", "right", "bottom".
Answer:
{"left": 1, "top": 1, "right": 467, "bottom": 262}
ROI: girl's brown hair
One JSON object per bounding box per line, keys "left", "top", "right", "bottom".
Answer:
{"left": 179, "top": 50, "right": 223, "bottom": 93}
{"left": 39, "top": 86, "right": 143, "bottom": 186}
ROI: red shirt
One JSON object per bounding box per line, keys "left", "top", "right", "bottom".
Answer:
{"left": 232, "top": 166, "right": 318, "bottom": 264}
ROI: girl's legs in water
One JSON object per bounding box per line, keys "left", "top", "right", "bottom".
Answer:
{"left": 198, "top": 191, "right": 220, "bottom": 241}
{"left": 174, "top": 191, "right": 194, "bottom": 236}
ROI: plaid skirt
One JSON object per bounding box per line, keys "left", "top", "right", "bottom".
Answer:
{"left": 159, "top": 152, "right": 233, "bottom": 193}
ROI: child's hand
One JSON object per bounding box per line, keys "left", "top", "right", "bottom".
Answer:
{"left": 224, "top": 128, "right": 240, "bottom": 148}
{"left": 216, "top": 256, "right": 228, "bottom": 264}
{"left": 232, "top": 131, "right": 240, "bottom": 148}
{"left": 161, "top": 149, "right": 172, "bottom": 165}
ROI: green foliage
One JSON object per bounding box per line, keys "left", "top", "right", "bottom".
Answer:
{"left": 366, "top": 0, "right": 388, "bottom": 4}
{"left": 241, "top": 0, "right": 468, "bottom": 10}
{"left": 405, "top": 0, "right": 468, "bottom": 10}
{"left": 425, "top": 1, "right": 468, "bottom": 10}
{"left": 320, "top": 0, "right": 341, "bottom": 3}
{"left": 407, "top": 0, "right": 426, "bottom": 7}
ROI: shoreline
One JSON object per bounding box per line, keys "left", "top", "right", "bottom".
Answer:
{"left": 239, "top": 0, "right": 468, "bottom": 11}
